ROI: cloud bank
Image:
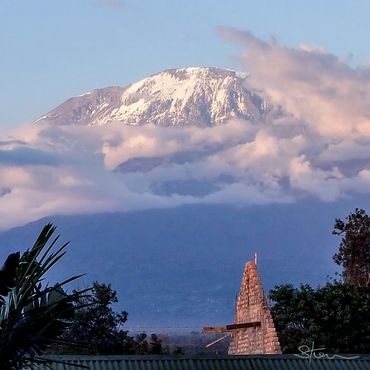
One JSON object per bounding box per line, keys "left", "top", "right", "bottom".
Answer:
{"left": 1, "top": 30, "right": 370, "bottom": 230}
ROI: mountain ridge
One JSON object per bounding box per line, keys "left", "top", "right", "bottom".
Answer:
{"left": 35, "top": 67, "right": 268, "bottom": 127}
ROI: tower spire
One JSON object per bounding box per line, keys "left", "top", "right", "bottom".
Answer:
{"left": 203, "top": 256, "right": 281, "bottom": 354}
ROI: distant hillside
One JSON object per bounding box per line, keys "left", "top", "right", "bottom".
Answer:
{"left": 0, "top": 201, "right": 352, "bottom": 328}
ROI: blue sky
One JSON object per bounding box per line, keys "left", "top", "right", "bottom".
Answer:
{"left": 1, "top": 0, "right": 369, "bottom": 128}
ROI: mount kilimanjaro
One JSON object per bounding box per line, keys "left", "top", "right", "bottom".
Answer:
{"left": 3, "top": 66, "right": 351, "bottom": 329}
{"left": 36, "top": 67, "right": 268, "bottom": 127}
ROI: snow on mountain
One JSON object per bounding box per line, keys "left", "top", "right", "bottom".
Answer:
{"left": 35, "top": 67, "right": 268, "bottom": 127}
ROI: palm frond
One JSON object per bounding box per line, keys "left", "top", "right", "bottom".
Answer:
{"left": 0, "top": 223, "right": 88, "bottom": 370}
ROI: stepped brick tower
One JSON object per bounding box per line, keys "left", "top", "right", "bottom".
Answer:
{"left": 203, "top": 258, "right": 281, "bottom": 355}
{"left": 228, "top": 260, "right": 281, "bottom": 354}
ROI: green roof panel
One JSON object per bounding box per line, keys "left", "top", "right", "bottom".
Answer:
{"left": 34, "top": 355, "right": 370, "bottom": 370}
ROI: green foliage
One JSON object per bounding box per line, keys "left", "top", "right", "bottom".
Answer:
{"left": 269, "top": 282, "right": 370, "bottom": 354}
{"left": 268, "top": 284, "right": 315, "bottom": 353}
{"left": 269, "top": 209, "right": 370, "bottom": 354}
{"left": 333, "top": 208, "right": 370, "bottom": 288}
{"left": 314, "top": 283, "right": 370, "bottom": 352}
{"left": 149, "top": 334, "right": 163, "bottom": 354}
{"left": 0, "top": 224, "right": 87, "bottom": 370}
{"left": 59, "top": 282, "right": 163, "bottom": 355}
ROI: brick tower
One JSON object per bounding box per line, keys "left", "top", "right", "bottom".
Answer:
{"left": 228, "top": 260, "right": 281, "bottom": 354}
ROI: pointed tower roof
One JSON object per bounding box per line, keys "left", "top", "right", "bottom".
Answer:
{"left": 228, "top": 260, "right": 281, "bottom": 355}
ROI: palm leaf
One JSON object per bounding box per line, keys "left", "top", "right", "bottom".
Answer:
{"left": 0, "top": 223, "right": 89, "bottom": 370}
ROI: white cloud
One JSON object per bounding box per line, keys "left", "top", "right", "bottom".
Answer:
{"left": 1, "top": 31, "right": 370, "bottom": 230}
{"left": 218, "top": 27, "right": 370, "bottom": 139}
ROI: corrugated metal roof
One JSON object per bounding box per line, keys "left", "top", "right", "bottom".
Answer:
{"left": 34, "top": 354, "right": 370, "bottom": 370}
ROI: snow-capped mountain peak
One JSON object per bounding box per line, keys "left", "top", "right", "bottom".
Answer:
{"left": 36, "top": 67, "right": 267, "bottom": 127}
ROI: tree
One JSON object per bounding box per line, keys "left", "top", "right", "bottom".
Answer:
{"left": 0, "top": 224, "right": 87, "bottom": 370}
{"left": 268, "top": 284, "right": 316, "bottom": 353}
{"left": 269, "top": 282, "right": 370, "bottom": 353}
{"left": 269, "top": 209, "right": 370, "bottom": 354}
{"left": 314, "top": 282, "right": 370, "bottom": 353}
{"left": 59, "top": 282, "right": 163, "bottom": 355}
{"left": 333, "top": 208, "right": 370, "bottom": 288}
{"left": 59, "top": 282, "right": 132, "bottom": 354}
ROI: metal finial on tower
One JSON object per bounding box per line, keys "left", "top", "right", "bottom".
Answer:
{"left": 254, "top": 252, "right": 258, "bottom": 265}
